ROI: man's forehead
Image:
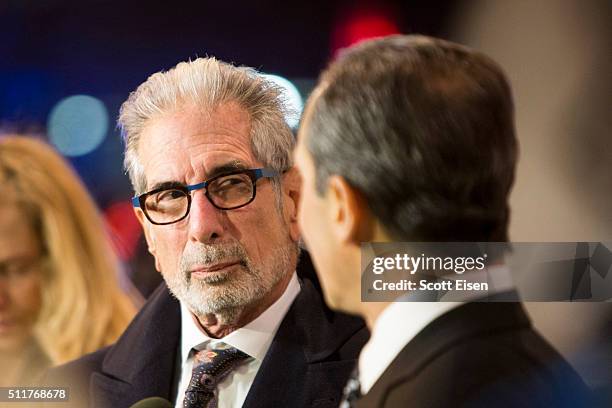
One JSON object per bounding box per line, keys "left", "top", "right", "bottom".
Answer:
{"left": 140, "top": 102, "right": 251, "bottom": 147}
{"left": 295, "top": 90, "right": 321, "bottom": 160}
{"left": 138, "top": 102, "right": 256, "bottom": 188}
{"left": 145, "top": 159, "right": 253, "bottom": 191}
{"left": 297, "top": 84, "right": 326, "bottom": 144}
{"left": 293, "top": 131, "right": 307, "bottom": 169}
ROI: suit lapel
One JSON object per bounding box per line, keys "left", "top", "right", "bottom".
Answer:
{"left": 88, "top": 253, "right": 365, "bottom": 408}
{"left": 90, "top": 284, "right": 181, "bottom": 407}
{"left": 356, "top": 301, "right": 531, "bottom": 408}
{"left": 241, "top": 302, "right": 309, "bottom": 407}
{"left": 243, "top": 254, "right": 367, "bottom": 408}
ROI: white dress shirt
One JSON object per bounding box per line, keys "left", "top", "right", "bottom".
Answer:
{"left": 358, "top": 264, "right": 514, "bottom": 394}
{"left": 174, "top": 273, "right": 300, "bottom": 408}
{"left": 358, "top": 301, "right": 461, "bottom": 394}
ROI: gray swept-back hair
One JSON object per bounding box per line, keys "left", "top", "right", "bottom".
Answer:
{"left": 305, "top": 35, "right": 518, "bottom": 242}
{"left": 118, "top": 57, "right": 294, "bottom": 195}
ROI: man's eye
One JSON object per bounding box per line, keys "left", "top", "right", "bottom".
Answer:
{"left": 213, "top": 176, "right": 250, "bottom": 192}
{"left": 218, "top": 177, "right": 247, "bottom": 188}
{"left": 156, "top": 189, "right": 185, "bottom": 202}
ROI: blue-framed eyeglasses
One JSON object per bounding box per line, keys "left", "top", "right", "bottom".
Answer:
{"left": 132, "top": 168, "right": 279, "bottom": 225}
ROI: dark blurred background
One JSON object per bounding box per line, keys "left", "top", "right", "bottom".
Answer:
{"left": 0, "top": 0, "right": 461, "bottom": 296}
{"left": 1, "top": 0, "right": 610, "bottom": 399}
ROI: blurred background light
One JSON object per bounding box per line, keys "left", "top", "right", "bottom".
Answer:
{"left": 262, "top": 74, "right": 304, "bottom": 129}
{"left": 104, "top": 201, "right": 142, "bottom": 261}
{"left": 47, "top": 94, "right": 109, "bottom": 157}
{"left": 0, "top": 70, "right": 57, "bottom": 124}
{"left": 332, "top": 9, "right": 400, "bottom": 53}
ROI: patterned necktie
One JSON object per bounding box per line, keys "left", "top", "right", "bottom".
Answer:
{"left": 183, "top": 345, "right": 250, "bottom": 408}
{"left": 339, "top": 366, "right": 362, "bottom": 408}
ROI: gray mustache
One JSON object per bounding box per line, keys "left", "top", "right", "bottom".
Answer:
{"left": 180, "top": 242, "right": 249, "bottom": 272}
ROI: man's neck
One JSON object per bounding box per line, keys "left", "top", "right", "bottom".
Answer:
{"left": 358, "top": 225, "right": 395, "bottom": 330}
{"left": 360, "top": 301, "right": 392, "bottom": 332}
{"left": 194, "top": 272, "right": 293, "bottom": 338}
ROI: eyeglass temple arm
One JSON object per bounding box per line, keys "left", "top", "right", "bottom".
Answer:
{"left": 257, "top": 168, "right": 279, "bottom": 178}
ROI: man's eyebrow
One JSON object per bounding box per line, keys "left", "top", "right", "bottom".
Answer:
{"left": 145, "top": 161, "right": 250, "bottom": 193}
{"left": 206, "top": 161, "right": 250, "bottom": 179}
{"left": 147, "top": 180, "right": 186, "bottom": 193}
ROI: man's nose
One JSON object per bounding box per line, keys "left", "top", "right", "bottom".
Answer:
{"left": 187, "top": 191, "right": 226, "bottom": 243}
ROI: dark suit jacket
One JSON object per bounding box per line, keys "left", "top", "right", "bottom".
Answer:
{"left": 355, "top": 302, "right": 592, "bottom": 408}
{"left": 47, "top": 254, "right": 368, "bottom": 408}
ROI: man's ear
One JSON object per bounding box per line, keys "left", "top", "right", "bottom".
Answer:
{"left": 134, "top": 208, "right": 162, "bottom": 272}
{"left": 327, "top": 175, "right": 374, "bottom": 245}
{"left": 281, "top": 167, "right": 301, "bottom": 242}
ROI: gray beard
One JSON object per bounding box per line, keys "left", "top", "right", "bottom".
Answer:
{"left": 164, "top": 237, "right": 298, "bottom": 325}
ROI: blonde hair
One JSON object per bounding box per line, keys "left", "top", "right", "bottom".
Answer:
{"left": 0, "top": 135, "right": 136, "bottom": 364}
{"left": 118, "top": 57, "right": 294, "bottom": 195}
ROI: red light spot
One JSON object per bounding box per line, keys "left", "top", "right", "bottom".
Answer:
{"left": 104, "top": 201, "right": 142, "bottom": 261}
{"left": 332, "top": 10, "right": 400, "bottom": 54}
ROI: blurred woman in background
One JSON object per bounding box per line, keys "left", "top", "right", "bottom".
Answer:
{"left": 0, "top": 135, "right": 136, "bottom": 386}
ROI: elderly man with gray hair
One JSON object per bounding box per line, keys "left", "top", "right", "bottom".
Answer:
{"left": 48, "top": 58, "right": 368, "bottom": 408}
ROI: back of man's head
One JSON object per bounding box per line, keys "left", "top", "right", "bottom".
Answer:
{"left": 304, "top": 35, "right": 519, "bottom": 242}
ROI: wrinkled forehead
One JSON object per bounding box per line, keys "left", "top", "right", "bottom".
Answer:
{"left": 137, "top": 102, "right": 256, "bottom": 188}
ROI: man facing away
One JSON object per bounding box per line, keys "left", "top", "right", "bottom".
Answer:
{"left": 294, "top": 35, "right": 592, "bottom": 407}
{"left": 47, "top": 58, "right": 368, "bottom": 408}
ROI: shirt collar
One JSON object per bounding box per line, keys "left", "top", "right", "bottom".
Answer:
{"left": 358, "top": 300, "right": 461, "bottom": 394}
{"left": 179, "top": 272, "right": 300, "bottom": 363}
{"left": 358, "top": 264, "right": 514, "bottom": 393}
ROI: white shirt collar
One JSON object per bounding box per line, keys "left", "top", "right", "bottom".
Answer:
{"left": 179, "top": 272, "right": 300, "bottom": 363}
{"left": 358, "top": 300, "right": 461, "bottom": 394}
{"left": 358, "top": 264, "right": 515, "bottom": 393}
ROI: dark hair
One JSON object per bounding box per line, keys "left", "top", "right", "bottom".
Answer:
{"left": 305, "top": 35, "right": 519, "bottom": 242}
